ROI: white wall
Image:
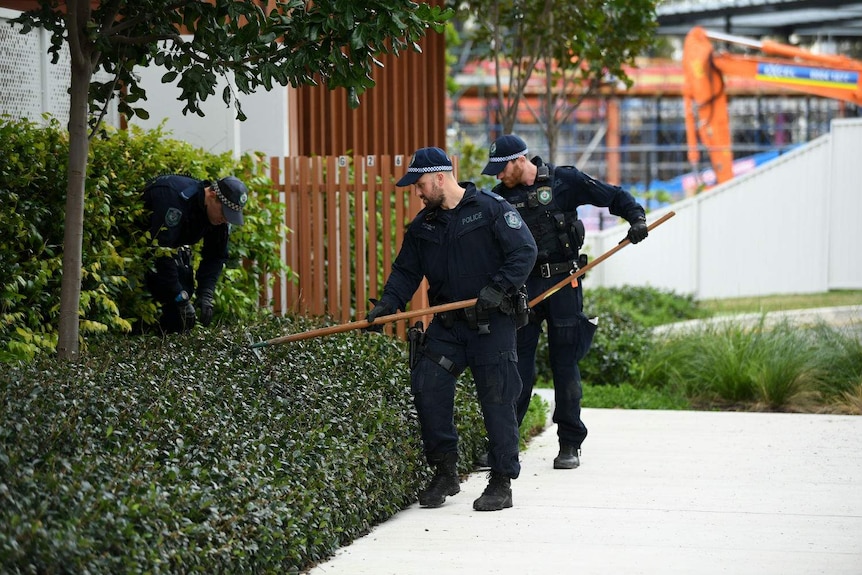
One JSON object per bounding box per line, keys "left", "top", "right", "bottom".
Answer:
{"left": 0, "top": 10, "right": 292, "bottom": 160}
{"left": 584, "top": 118, "right": 862, "bottom": 299}
{"left": 128, "top": 53, "right": 292, "bottom": 159}
{"left": 827, "top": 119, "right": 862, "bottom": 289}
{"left": 0, "top": 8, "right": 118, "bottom": 128}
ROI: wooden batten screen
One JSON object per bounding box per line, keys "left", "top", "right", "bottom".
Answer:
{"left": 293, "top": 17, "right": 447, "bottom": 157}
{"left": 266, "top": 154, "right": 462, "bottom": 339}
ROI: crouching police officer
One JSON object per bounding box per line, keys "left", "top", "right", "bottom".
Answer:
{"left": 366, "top": 147, "right": 537, "bottom": 512}
{"left": 142, "top": 174, "right": 248, "bottom": 334}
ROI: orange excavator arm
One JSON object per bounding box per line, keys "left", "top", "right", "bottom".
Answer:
{"left": 682, "top": 26, "right": 862, "bottom": 187}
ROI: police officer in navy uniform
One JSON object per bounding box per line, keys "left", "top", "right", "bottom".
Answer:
{"left": 482, "top": 134, "right": 648, "bottom": 470}
{"left": 142, "top": 174, "right": 248, "bottom": 334}
{"left": 366, "top": 147, "right": 537, "bottom": 511}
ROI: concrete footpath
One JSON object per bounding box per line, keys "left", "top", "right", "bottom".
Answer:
{"left": 307, "top": 403, "right": 862, "bottom": 575}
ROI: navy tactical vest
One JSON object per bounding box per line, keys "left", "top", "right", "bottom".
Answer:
{"left": 501, "top": 164, "right": 585, "bottom": 263}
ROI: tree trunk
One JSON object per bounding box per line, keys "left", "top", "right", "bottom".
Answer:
{"left": 56, "top": 2, "right": 94, "bottom": 360}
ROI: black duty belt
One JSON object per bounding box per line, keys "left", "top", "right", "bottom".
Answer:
{"left": 435, "top": 306, "right": 488, "bottom": 332}
{"left": 435, "top": 308, "right": 469, "bottom": 323}
{"left": 532, "top": 260, "right": 577, "bottom": 278}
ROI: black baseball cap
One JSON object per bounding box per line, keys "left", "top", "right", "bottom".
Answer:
{"left": 482, "top": 134, "right": 529, "bottom": 176}
{"left": 396, "top": 147, "right": 454, "bottom": 186}
{"left": 213, "top": 176, "right": 248, "bottom": 226}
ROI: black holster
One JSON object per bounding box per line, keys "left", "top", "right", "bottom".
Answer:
{"left": 463, "top": 306, "right": 486, "bottom": 333}
{"left": 407, "top": 321, "right": 426, "bottom": 370}
{"left": 513, "top": 286, "right": 530, "bottom": 329}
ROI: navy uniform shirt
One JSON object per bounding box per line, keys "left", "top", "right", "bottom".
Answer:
{"left": 493, "top": 157, "right": 646, "bottom": 227}
{"left": 380, "top": 182, "right": 537, "bottom": 310}
{"left": 143, "top": 174, "right": 229, "bottom": 297}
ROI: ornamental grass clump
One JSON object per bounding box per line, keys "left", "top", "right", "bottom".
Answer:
{"left": 640, "top": 318, "right": 846, "bottom": 412}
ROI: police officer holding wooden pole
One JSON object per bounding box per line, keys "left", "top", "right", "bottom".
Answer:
{"left": 482, "top": 134, "right": 648, "bottom": 470}
{"left": 366, "top": 147, "right": 537, "bottom": 511}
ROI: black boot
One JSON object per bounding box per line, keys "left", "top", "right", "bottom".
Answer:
{"left": 553, "top": 444, "right": 580, "bottom": 469}
{"left": 472, "top": 471, "right": 512, "bottom": 511}
{"left": 419, "top": 452, "right": 460, "bottom": 508}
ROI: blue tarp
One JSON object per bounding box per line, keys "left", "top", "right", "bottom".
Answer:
{"left": 626, "top": 149, "right": 789, "bottom": 200}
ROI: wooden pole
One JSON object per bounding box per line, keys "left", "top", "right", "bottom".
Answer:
{"left": 250, "top": 211, "right": 676, "bottom": 349}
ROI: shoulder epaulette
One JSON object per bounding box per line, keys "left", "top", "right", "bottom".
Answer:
{"left": 480, "top": 188, "right": 505, "bottom": 201}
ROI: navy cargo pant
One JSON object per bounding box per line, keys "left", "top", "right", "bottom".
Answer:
{"left": 411, "top": 310, "right": 523, "bottom": 479}
{"left": 516, "top": 276, "right": 596, "bottom": 449}
{"left": 145, "top": 247, "right": 195, "bottom": 334}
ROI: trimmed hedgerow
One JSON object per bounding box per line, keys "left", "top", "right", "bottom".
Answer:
{"left": 0, "top": 316, "right": 486, "bottom": 573}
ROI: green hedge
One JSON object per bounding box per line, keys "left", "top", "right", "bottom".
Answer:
{"left": 0, "top": 117, "right": 287, "bottom": 362}
{"left": 0, "top": 316, "right": 487, "bottom": 573}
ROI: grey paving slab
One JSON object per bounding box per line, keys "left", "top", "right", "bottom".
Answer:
{"left": 306, "top": 407, "right": 862, "bottom": 575}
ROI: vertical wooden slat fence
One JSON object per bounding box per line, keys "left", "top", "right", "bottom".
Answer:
{"left": 268, "top": 154, "right": 433, "bottom": 339}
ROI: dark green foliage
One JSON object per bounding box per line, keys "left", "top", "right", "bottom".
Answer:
{"left": 0, "top": 117, "right": 287, "bottom": 362}
{"left": 585, "top": 285, "right": 707, "bottom": 328}
{"left": 807, "top": 323, "right": 862, "bottom": 398}
{"left": 578, "top": 310, "right": 653, "bottom": 386}
{"left": 0, "top": 316, "right": 486, "bottom": 573}
{"left": 580, "top": 286, "right": 704, "bottom": 386}
{"left": 584, "top": 382, "right": 689, "bottom": 410}
{"left": 532, "top": 286, "right": 703, "bottom": 387}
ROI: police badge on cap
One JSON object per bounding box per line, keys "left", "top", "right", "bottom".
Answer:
{"left": 482, "top": 134, "right": 529, "bottom": 176}
{"left": 213, "top": 176, "right": 248, "bottom": 226}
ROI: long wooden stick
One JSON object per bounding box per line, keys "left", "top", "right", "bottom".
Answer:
{"left": 249, "top": 298, "right": 478, "bottom": 347}
{"left": 249, "top": 211, "right": 675, "bottom": 349}
{"left": 528, "top": 210, "right": 676, "bottom": 307}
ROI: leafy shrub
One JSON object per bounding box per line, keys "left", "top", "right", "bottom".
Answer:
{"left": 0, "top": 316, "right": 486, "bottom": 573}
{"left": 532, "top": 286, "right": 702, "bottom": 387}
{"left": 578, "top": 310, "right": 653, "bottom": 386}
{"left": 585, "top": 285, "right": 705, "bottom": 328}
{"left": 0, "top": 117, "right": 287, "bottom": 362}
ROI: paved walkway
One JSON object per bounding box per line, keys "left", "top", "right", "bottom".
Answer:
{"left": 307, "top": 401, "right": 862, "bottom": 575}
{"left": 653, "top": 305, "right": 862, "bottom": 336}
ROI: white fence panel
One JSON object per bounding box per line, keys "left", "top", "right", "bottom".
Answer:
{"left": 828, "top": 119, "right": 862, "bottom": 289}
{"left": 695, "top": 137, "right": 831, "bottom": 299}
{"left": 585, "top": 118, "right": 862, "bottom": 299}
{"left": 1, "top": 9, "right": 117, "bottom": 128}
{"left": 585, "top": 203, "right": 697, "bottom": 295}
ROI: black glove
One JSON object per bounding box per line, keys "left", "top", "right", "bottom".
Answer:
{"left": 627, "top": 217, "right": 648, "bottom": 244}
{"left": 476, "top": 283, "right": 507, "bottom": 312}
{"left": 365, "top": 298, "right": 396, "bottom": 332}
{"left": 175, "top": 291, "right": 196, "bottom": 331}
{"left": 197, "top": 288, "right": 214, "bottom": 327}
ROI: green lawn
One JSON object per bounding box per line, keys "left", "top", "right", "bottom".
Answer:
{"left": 699, "top": 290, "right": 862, "bottom": 315}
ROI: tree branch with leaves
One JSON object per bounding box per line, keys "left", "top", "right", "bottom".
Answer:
{"left": 458, "top": 0, "right": 656, "bottom": 161}
{"left": 11, "top": 0, "right": 452, "bottom": 359}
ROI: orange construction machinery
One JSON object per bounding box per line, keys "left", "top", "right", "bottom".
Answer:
{"left": 682, "top": 25, "right": 862, "bottom": 186}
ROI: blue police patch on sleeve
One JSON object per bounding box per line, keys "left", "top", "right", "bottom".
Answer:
{"left": 504, "top": 210, "right": 523, "bottom": 229}
{"left": 165, "top": 207, "right": 182, "bottom": 228}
